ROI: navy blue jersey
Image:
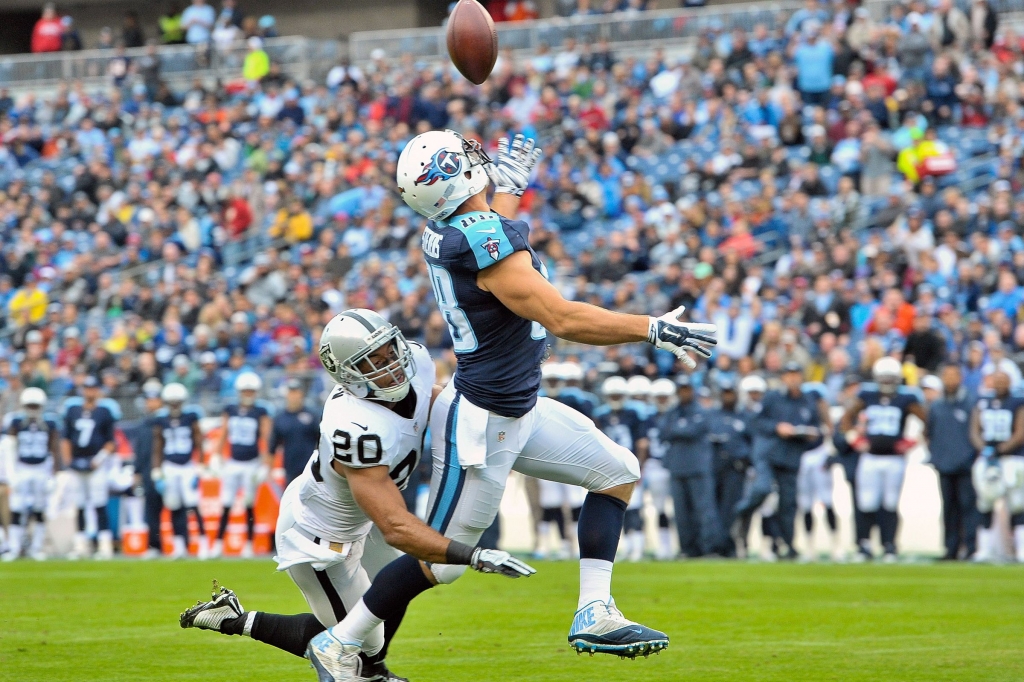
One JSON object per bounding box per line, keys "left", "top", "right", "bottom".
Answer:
{"left": 858, "top": 383, "right": 922, "bottom": 455}
{"left": 153, "top": 408, "right": 202, "bottom": 465}
{"left": 645, "top": 416, "right": 667, "bottom": 460}
{"left": 594, "top": 406, "right": 647, "bottom": 452}
{"left": 422, "top": 211, "right": 548, "bottom": 418}
{"left": 6, "top": 414, "right": 59, "bottom": 465}
{"left": 553, "top": 388, "right": 597, "bottom": 420}
{"left": 63, "top": 403, "right": 117, "bottom": 469}
{"left": 223, "top": 404, "right": 268, "bottom": 461}
{"left": 975, "top": 394, "right": 1024, "bottom": 454}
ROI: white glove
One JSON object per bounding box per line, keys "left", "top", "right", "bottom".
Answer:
{"left": 470, "top": 548, "right": 537, "bottom": 578}
{"left": 647, "top": 305, "right": 718, "bottom": 370}
{"left": 485, "top": 134, "right": 542, "bottom": 197}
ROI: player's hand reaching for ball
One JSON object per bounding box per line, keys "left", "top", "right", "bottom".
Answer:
{"left": 647, "top": 306, "right": 717, "bottom": 369}
{"left": 486, "top": 134, "right": 542, "bottom": 197}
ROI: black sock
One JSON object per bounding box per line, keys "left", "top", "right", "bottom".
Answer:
{"left": 190, "top": 507, "right": 205, "bottom": 535}
{"left": 803, "top": 511, "right": 813, "bottom": 534}
{"left": 77, "top": 508, "right": 87, "bottom": 532}
{"left": 246, "top": 507, "right": 256, "bottom": 541}
{"left": 11, "top": 511, "right": 22, "bottom": 527}
{"left": 825, "top": 507, "right": 837, "bottom": 532}
{"left": 577, "top": 493, "right": 627, "bottom": 561}
{"left": 239, "top": 612, "right": 326, "bottom": 658}
{"left": 95, "top": 506, "right": 109, "bottom": 532}
{"left": 879, "top": 510, "right": 898, "bottom": 549}
{"left": 363, "top": 554, "right": 434, "bottom": 624}
{"left": 658, "top": 513, "right": 670, "bottom": 529}
{"left": 217, "top": 507, "right": 231, "bottom": 539}
{"left": 854, "top": 508, "right": 868, "bottom": 544}
{"left": 171, "top": 508, "right": 188, "bottom": 539}
{"left": 860, "top": 511, "right": 877, "bottom": 546}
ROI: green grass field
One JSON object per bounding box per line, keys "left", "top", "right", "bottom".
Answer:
{"left": 2, "top": 559, "right": 1022, "bottom": 682}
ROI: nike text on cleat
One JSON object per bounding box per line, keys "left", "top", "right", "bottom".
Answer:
{"left": 567, "top": 599, "right": 669, "bottom": 659}
{"left": 306, "top": 632, "right": 376, "bottom": 682}
{"left": 180, "top": 583, "right": 245, "bottom": 631}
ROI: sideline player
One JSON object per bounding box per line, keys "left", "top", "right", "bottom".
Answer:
{"left": 151, "top": 383, "right": 208, "bottom": 559}
{"left": 63, "top": 376, "right": 119, "bottom": 559}
{"left": 2, "top": 388, "right": 59, "bottom": 561}
{"left": 645, "top": 378, "right": 677, "bottom": 559}
{"left": 969, "top": 370, "right": 1024, "bottom": 562}
{"left": 305, "top": 131, "right": 716, "bottom": 679}
{"left": 211, "top": 372, "right": 272, "bottom": 558}
{"left": 838, "top": 357, "right": 926, "bottom": 561}
{"left": 180, "top": 310, "right": 533, "bottom": 681}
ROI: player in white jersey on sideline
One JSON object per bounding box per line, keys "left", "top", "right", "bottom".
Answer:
{"left": 2, "top": 388, "right": 59, "bottom": 561}
{"left": 646, "top": 378, "right": 678, "bottom": 560}
{"left": 306, "top": 131, "right": 716, "bottom": 680}
{"left": 179, "top": 309, "right": 533, "bottom": 682}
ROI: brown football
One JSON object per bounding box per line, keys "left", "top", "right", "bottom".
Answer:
{"left": 446, "top": 0, "right": 498, "bottom": 85}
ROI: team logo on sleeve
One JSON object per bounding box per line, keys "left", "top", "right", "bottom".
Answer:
{"left": 414, "top": 149, "right": 462, "bottom": 186}
{"left": 482, "top": 236, "right": 501, "bottom": 261}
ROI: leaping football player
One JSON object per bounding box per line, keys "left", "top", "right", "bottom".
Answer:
{"left": 179, "top": 310, "right": 533, "bottom": 682}
{"left": 305, "top": 131, "right": 717, "bottom": 680}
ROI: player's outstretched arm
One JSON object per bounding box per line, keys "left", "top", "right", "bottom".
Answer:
{"left": 478, "top": 251, "right": 716, "bottom": 368}
{"left": 345, "top": 463, "right": 535, "bottom": 578}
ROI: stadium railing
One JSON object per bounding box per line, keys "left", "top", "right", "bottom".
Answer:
{"left": 0, "top": 36, "right": 341, "bottom": 92}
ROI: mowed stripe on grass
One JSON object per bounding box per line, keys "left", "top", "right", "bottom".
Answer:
{"left": 1, "top": 560, "right": 1022, "bottom": 682}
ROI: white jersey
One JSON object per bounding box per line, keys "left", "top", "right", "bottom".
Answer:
{"left": 292, "top": 343, "right": 434, "bottom": 544}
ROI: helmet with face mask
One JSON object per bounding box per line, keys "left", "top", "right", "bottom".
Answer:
{"left": 541, "top": 361, "right": 565, "bottom": 397}
{"left": 396, "top": 129, "right": 492, "bottom": 222}
{"left": 20, "top": 387, "right": 46, "bottom": 418}
{"left": 235, "top": 372, "right": 263, "bottom": 406}
{"left": 562, "top": 361, "right": 584, "bottom": 385}
{"left": 872, "top": 357, "right": 902, "bottom": 394}
{"left": 161, "top": 382, "right": 188, "bottom": 414}
{"left": 601, "top": 375, "right": 629, "bottom": 411}
{"left": 649, "top": 378, "right": 678, "bottom": 413}
{"left": 739, "top": 374, "right": 768, "bottom": 409}
{"left": 318, "top": 309, "right": 416, "bottom": 403}
{"left": 625, "top": 375, "right": 652, "bottom": 403}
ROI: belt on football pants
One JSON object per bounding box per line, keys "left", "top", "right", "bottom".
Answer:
{"left": 292, "top": 523, "right": 352, "bottom": 556}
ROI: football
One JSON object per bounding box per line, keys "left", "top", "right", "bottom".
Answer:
{"left": 446, "top": 0, "right": 498, "bottom": 85}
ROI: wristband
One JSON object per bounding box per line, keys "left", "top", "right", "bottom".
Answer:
{"left": 646, "top": 317, "right": 658, "bottom": 344}
{"left": 445, "top": 540, "right": 476, "bottom": 565}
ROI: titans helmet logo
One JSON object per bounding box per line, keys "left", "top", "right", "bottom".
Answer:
{"left": 415, "top": 149, "right": 463, "bottom": 186}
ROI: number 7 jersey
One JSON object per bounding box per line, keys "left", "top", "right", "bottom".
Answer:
{"left": 292, "top": 342, "right": 435, "bottom": 544}
{"left": 421, "top": 210, "right": 549, "bottom": 419}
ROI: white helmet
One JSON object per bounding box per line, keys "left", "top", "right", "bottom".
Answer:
{"left": 318, "top": 309, "right": 416, "bottom": 403}
{"left": 20, "top": 387, "right": 46, "bottom": 410}
{"left": 562, "top": 361, "right": 584, "bottom": 384}
{"left": 541, "top": 362, "right": 564, "bottom": 396}
{"left": 396, "top": 129, "right": 491, "bottom": 221}
{"left": 740, "top": 374, "right": 767, "bottom": 394}
{"left": 650, "top": 378, "right": 677, "bottom": 413}
{"left": 161, "top": 382, "right": 188, "bottom": 404}
{"left": 626, "top": 375, "right": 652, "bottom": 400}
{"left": 601, "top": 375, "right": 628, "bottom": 410}
{"left": 235, "top": 372, "right": 262, "bottom": 405}
{"left": 872, "top": 357, "right": 902, "bottom": 394}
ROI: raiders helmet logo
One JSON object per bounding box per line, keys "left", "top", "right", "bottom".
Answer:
{"left": 319, "top": 344, "right": 339, "bottom": 374}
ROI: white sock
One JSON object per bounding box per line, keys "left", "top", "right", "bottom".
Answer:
{"left": 8, "top": 524, "right": 24, "bottom": 556}
{"left": 31, "top": 523, "right": 46, "bottom": 553}
{"left": 329, "top": 599, "right": 383, "bottom": 652}
{"left": 1015, "top": 526, "right": 1024, "bottom": 561}
{"left": 578, "top": 558, "right": 613, "bottom": 610}
{"left": 658, "top": 528, "right": 672, "bottom": 558}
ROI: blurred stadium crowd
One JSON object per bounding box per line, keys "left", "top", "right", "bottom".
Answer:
{"left": 2, "top": 0, "right": 1024, "bottom": 561}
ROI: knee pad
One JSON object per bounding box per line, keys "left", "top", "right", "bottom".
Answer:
{"left": 32, "top": 511, "right": 44, "bottom": 524}
{"left": 10, "top": 511, "right": 22, "bottom": 526}
{"left": 429, "top": 562, "right": 468, "bottom": 585}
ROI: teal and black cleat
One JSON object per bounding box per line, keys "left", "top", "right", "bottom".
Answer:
{"left": 568, "top": 598, "right": 669, "bottom": 659}
{"left": 306, "top": 631, "right": 368, "bottom": 682}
